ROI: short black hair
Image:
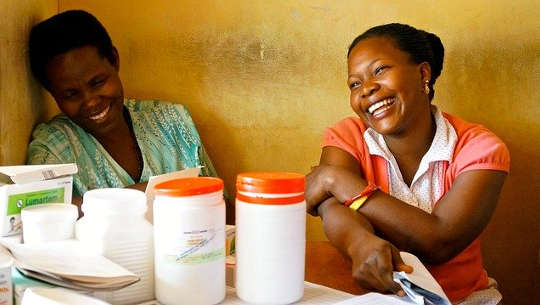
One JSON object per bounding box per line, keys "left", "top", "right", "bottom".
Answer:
{"left": 29, "top": 10, "right": 115, "bottom": 90}
{"left": 348, "top": 23, "right": 444, "bottom": 101}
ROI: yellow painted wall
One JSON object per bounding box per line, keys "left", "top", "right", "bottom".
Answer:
{"left": 0, "top": 0, "right": 59, "bottom": 165}
{"left": 7, "top": 0, "right": 534, "bottom": 302}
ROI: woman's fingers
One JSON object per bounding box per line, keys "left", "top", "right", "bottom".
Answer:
{"left": 391, "top": 245, "right": 414, "bottom": 273}
{"left": 390, "top": 245, "right": 412, "bottom": 296}
{"left": 378, "top": 245, "right": 407, "bottom": 295}
{"left": 351, "top": 240, "right": 407, "bottom": 296}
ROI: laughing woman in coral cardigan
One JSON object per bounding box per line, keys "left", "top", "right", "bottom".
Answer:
{"left": 306, "top": 23, "right": 509, "bottom": 305}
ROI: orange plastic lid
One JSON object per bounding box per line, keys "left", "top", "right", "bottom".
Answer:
{"left": 154, "top": 177, "right": 223, "bottom": 197}
{"left": 236, "top": 172, "right": 305, "bottom": 194}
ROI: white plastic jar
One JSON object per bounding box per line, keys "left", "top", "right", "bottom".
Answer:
{"left": 235, "top": 172, "right": 306, "bottom": 305}
{"left": 21, "top": 203, "right": 78, "bottom": 244}
{"left": 153, "top": 177, "right": 226, "bottom": 305}
{"left": 75, "top": 188, "right": 154, "bottom": 305}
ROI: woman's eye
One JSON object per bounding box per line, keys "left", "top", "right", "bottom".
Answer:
{"left": 374, "top": 65, "right": 388, "bottom": 76}
{"left": 93, "top": 80, "right": 105, "bottom": 87}
{"left": 349, "top": 81, "right": 361, "bottom": 89}
{"left": 62, "top": 91, "right": 77, "bottom": 99}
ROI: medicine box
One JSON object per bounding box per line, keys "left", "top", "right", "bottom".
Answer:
{"left": 0, "top": 164, "right": 77, "bottom": 237}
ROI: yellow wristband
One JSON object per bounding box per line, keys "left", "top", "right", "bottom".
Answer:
{"left": 349, "top": 195, "right": 368, "bottom": 211}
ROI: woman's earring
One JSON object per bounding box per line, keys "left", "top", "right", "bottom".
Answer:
{"left": 424, "top": 81, "right": 430, "bottom": 95}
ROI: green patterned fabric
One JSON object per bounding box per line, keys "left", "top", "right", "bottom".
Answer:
{"left": 27, "top": 99, "right": 218, "bottom": 197}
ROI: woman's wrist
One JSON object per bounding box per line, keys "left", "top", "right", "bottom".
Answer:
{"left": 345, "top": 183, "right": 379, "bottom": 211}
{"left": 317, "top": 197, "right": 338, "bottom": 218}
{"left": 345, "top": 222, "right": 376, "bottom": 258}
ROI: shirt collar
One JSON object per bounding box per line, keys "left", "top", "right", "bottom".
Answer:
{"left": 364, "top": 105, "right": 457, "bottom": 166}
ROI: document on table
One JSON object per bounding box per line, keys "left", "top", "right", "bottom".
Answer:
{"left": 393, "top": 252, "right": 451, "bottom": 305}
{"left": 135, "top": 282, "right": 354, "bottom": 305}
{"left": 332, "top": 293, "right": 414, "bottom": 305}
{"left": 144, "top": 167, "right": 201, "bottom": 223}
{"left": 222, "top": 281, "right": 353, "bottom": 305}
{"left": 136, "top": 252, "right": 450, "bottom": 305}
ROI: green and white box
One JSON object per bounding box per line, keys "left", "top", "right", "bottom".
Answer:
{"left": 0, "top": 164, "right": 77, "bottom": 236}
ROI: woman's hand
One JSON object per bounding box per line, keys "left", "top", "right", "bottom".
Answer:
{"left": 317, "top": 197, "right": 413, "bottom": 296}
{"left": 348, "top": 234, "right": 412, "bottom": 296}
{"left": 306, "top": 164, "right": 367, "bottom": 216}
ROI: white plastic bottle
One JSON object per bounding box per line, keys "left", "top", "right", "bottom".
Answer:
{"left": 235, "top": 172, "right": 306, "bottom": 305}
{"left": 153, "top": 177, "right": 225, "bottom": 305}
{"left": 75, "top": 188, "right": 154, "bottom": 305}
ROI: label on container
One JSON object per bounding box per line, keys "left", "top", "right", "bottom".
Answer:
{"left": 0, "top": 266, "right": 12, "bottom": 305}
{"left": 162, "top": 228, "right": 224, "bottom": 266}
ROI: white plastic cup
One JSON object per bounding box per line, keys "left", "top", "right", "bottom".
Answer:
{"left": 21, "top": 204, "right": 77, "bottom": 244}
{"left": 153, "top": 177, "right": 226, "bottom": 305}
{"left": 76, "top": 188, "right": 154, "bottom": 305}
{"left": 22, "top": 287, "right": 111, "bottom": 305}
{"left": 235, "top": 172, "right": 306, "bottom": 305}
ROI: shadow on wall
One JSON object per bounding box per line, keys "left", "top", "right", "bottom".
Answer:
{"left": 0, "top": 1, "right": 58, "bottom": 165}
{"left": 122, "top": 28, "right": 336, "bottom": 194}
{"left": 442, "top": 36, "right": 540, "bottom": 304}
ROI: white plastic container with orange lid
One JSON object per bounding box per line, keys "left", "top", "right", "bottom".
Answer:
{"left": 235, "top": 172, "right": 306, "bottom": 305}
{"left": 153, "top": 177, "right": 226, "bottom": 305}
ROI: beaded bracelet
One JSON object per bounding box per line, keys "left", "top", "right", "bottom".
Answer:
{"left": 344, "top": 183, "right": 378, "bottom": 211}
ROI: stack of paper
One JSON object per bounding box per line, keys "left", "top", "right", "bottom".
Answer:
{"left": 1, "top": 239, "right": 139, "bottom": 291}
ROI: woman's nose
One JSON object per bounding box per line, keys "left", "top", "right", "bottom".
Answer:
{"left": 81, "top": 90, "right": 99, "bottom": 105}
{"left": 361, "top": 80, "right": 379, "bottom": 98}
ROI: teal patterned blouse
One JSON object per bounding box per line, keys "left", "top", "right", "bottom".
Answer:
{"left": 27, "top": 99, "right": 218, "bottom": 197}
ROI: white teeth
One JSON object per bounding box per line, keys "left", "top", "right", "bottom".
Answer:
{"left": 368, "top": 98, "right": 394, "bottom": 115}
{"left": 89, "top": 105, "right": 110, "bottom": 120}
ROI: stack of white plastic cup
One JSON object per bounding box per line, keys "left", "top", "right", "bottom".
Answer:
{"left": 76, "top": 188, "right": 154, "bottom": 305}
{"left": 153, "top": 177, "right": 226, "bottom": 305}
{"left": 235, "top": 172, "right": 306, "bottom": 304}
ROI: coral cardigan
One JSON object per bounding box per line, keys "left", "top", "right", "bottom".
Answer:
{"left": 323, "top": 112, "right": 510, "bottom": 302}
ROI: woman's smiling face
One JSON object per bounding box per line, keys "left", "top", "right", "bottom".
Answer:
{"left": 45, "top": 45, "right": 124, "bottom": 136}
{"left": 347, "top": 36, "right": 431, "bottom": 136}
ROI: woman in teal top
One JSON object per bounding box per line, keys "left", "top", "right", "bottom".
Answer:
{"left": 26, "top": 11, "right": 220, "bottom": 203}
{"left": 28, "top": 99, "right": 218, "bottom": 197}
